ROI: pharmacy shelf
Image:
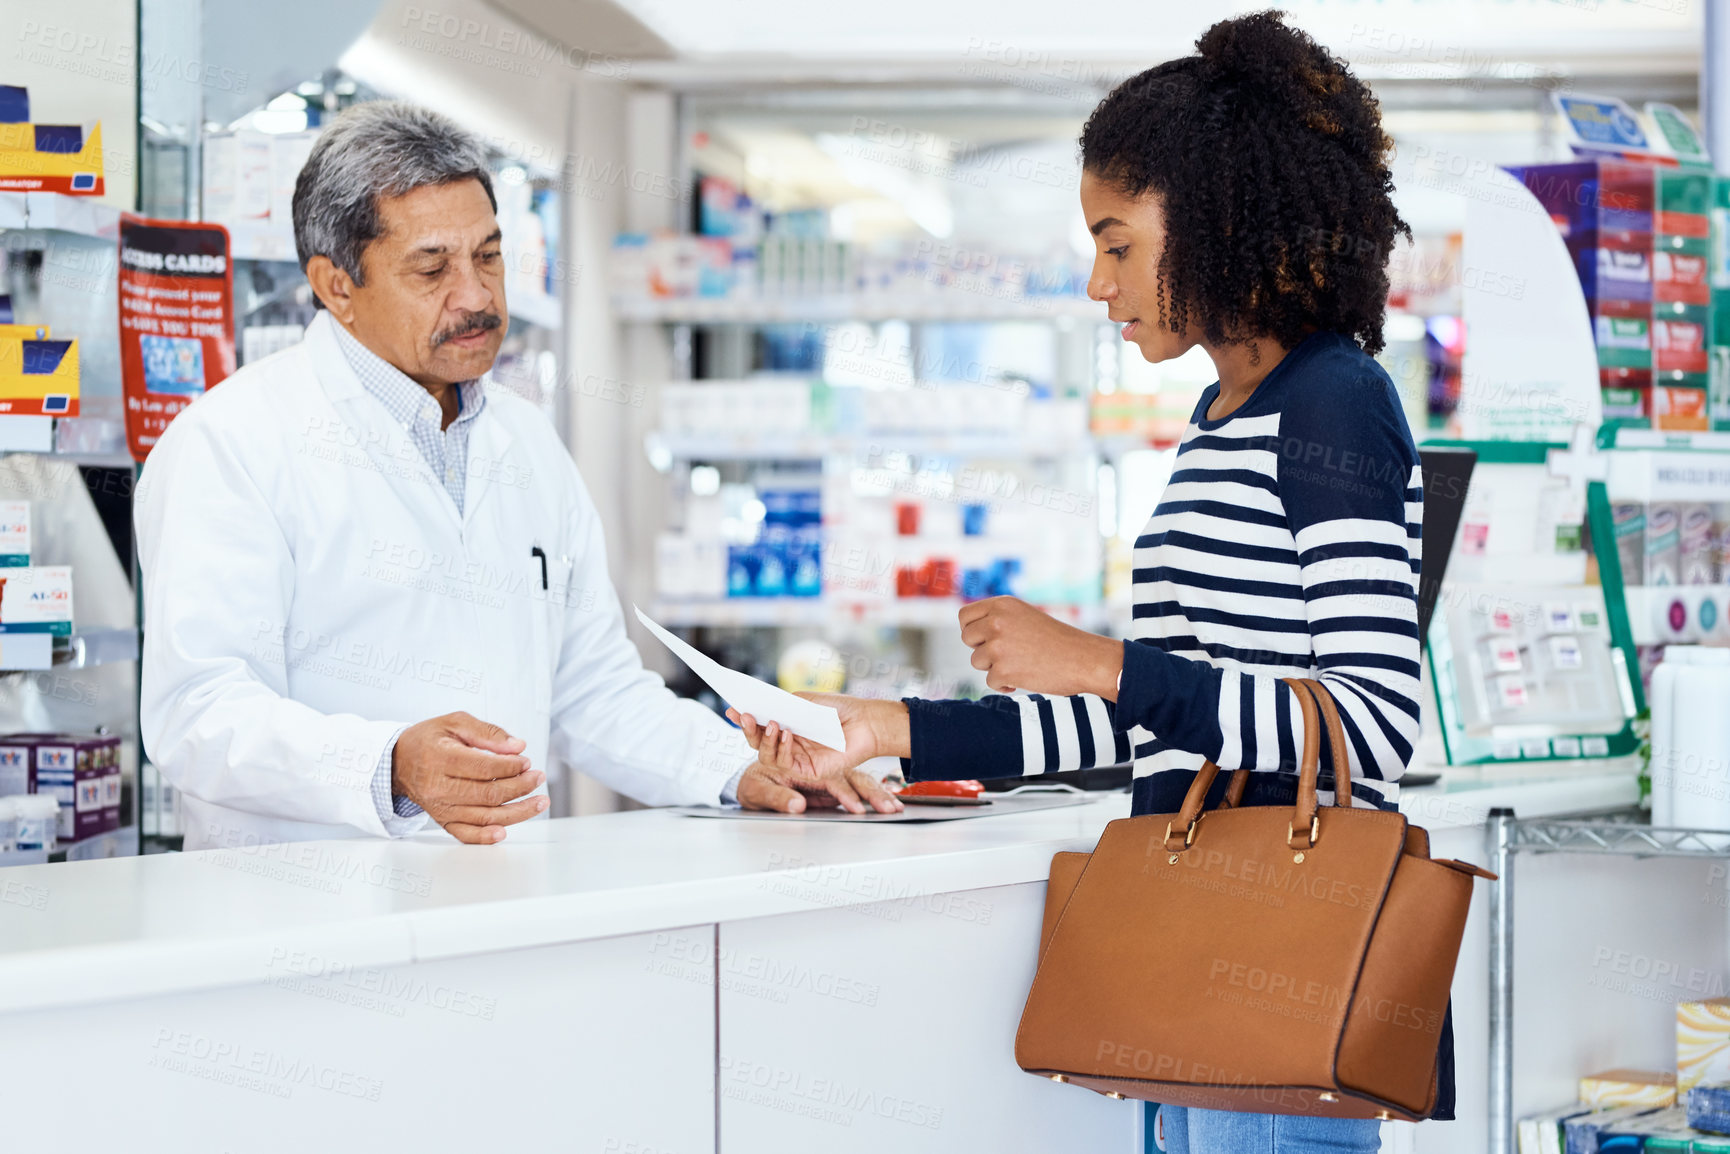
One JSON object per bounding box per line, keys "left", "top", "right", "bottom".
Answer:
{"left": 225, "top": 221, "right": 299, "bottom": 263}
{"left": 614, "top": 295, "right": 1102, "bottom": 325}
{"left": 57, "top": 627, "right": 140, "bottom": 669}
{"left": 0, "top": 628, "right": 139, "bottom": 673}
{"left": 511, "top": 290, "right": 561, "bottom": 330}
{"left": 650, "top": 598, "right": 1106, "bottom": 631}
{"left": 1487, "top": 809, "right": 1730, "bottom": 1154}
{"left": 1506, "top": 813, "right": 1730, "bottom": 857}
{"left": 0, "top": 191, "right": 121, "bottom": 240}
{"left": 58, "top": 824, "right": 137, "bottom": 863}
{"left": 0, "top": 415, "right": 135, "bottom": 465}
{"left": 1621, "top": 585, "right": 1730, "bottom": 647}
{"left": 1604, "top": 428, "right": 1730, "bottom": 453}
{"left": 647, "top": 430, "right": 1095, "bottom": 463}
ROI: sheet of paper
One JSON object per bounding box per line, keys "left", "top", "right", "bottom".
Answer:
{"left": 633, "top": 605, "right": 847, "bottom": 751}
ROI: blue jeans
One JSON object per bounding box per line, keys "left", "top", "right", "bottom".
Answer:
{"left": 1154, "top": 1105, "right": 1382, "bottom": 1153}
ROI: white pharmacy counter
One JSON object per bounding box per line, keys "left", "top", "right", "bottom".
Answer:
{"left": 0, "top": 764, "right": 1681, "bottom": 1154}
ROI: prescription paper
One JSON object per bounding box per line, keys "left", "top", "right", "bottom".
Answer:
{"left": 633, "top": 605, "right": 847, "bottom": 751}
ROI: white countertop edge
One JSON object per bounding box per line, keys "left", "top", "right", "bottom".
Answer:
{"left": 0, "top": 916, "right": 422, "bottom": 1016}
{"left": 403, "top": 836, "right": 1096, "bottom": 961}
{"left": 0, "top": 771, "right": 1640, "bottom": 1016}
{"left": 0, "top": 831, "right": 1108, "bottom": 1015}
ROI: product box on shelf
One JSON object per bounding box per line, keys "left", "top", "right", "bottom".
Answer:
{"left": 1564, "top": 1105, "right": 1668, "bottom": 1154}
{"left": 1653, "top": 385, "right": 1711, "bottom": 433}
{"left": 1646, "top": 503, "right": 1682, "bottom": 586}
{"left": 0, "top": 500, "right": 28, "bottom": 567}
{"left": 1509, "top": 159, "right": 1723, "bottom": 430}
{"left": 1713, "top": 295, "right": 1730, "bottom": 430}
{"left": 33, "top": 734, "right": 119, "bottom": 843}
{"left": 726, "top": 529, "right": 822, "bottom": 599}
{"left": 1656, "top": 237, "right": 1712, "bottom": 306}
{"left": 1598, "top": 1106, "right": 1699, "bottom": 1150}
{"left": 1587, "top": 234, "right": 1654, "bottom": 302}
{"left": 0, "top": 336, "right": 78, "bottom": 417}
{"left": 1580, "top": 1069, "right": 1679, "bottom": 1108}
{"left": 654, "top": 534, "right": 728, "bottom": 602}
{"left": 0, "top": 565, "right": 71, "bottom": 635}
{"left": 1655, "top": 302, "right": 1711, "bottom": 376}
{"left": 1687, "top": 1083, "right": 1730, "bottom": 1135}
{"left": 0, "top": 732, "right": 53, "bottom": 796}
{"left": 1681, "top": 998, "right": 1730, "bottom": 1092}
{"left": 1595, "top": 300, "right": 1652, "bottom": 369}
{"left": 1602, "top": 367, "right": 1653, "bottom": 426}
{"left": 1657, "top": 168, "right": 1713, "bottom": 239}
{"left": 201, "top": 129, "right": 319, "bottom": 246}
{"left": 0, "top": 86, "right": 105, "bottom": 196}
{"left": 1511, "top": 160, "right": 1654, "bottom": 238}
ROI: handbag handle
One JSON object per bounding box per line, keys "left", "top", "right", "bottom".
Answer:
{"left": 1284, "top": 678, "right": 1355, "bottom": 850}
{"left": 1162, "top": 677, "right": 1353, "bottom": 855}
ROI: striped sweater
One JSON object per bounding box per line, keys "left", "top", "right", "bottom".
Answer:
{"left": 903, "top": 330, "right": 1424, "bottom": 813}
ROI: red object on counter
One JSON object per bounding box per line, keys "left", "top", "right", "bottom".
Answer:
{"left": 899, "top": 780, "right": 984, "bottom": 798}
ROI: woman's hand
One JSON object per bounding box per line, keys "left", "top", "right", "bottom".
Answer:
{"left": 728, "top": 694, "right": 911, "bottom": 814}
{"left": 958, "top": 596, "right": 1124, "bottom": 698}
{"left": 734, "top": 760, "right": 903, "bottom": 816}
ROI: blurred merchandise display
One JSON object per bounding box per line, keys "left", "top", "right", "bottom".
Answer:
{"left": 613, "top": 177, "right": 1089, "bottom": 308}
{"left": 240, "top": 323, "right": 307, "bottom": 364}
{"left": 1516, "top": 1010, "right": 1730, "bottom": 1150}
{"left": 0, "top": 732, "right": 121, "bottom": 856}
{"left": 651, "top": 376, "right": 1100, "bottom": 621}
{"left": 655, "top": 379, "right": 1088, "bottom": 447}
{"left": 1509, "top": 160, "right": 1723, "bottom": 432}
{"left": 612, "top": 230, "right": 1091, "bottom": 308}
{"left": 203, "top": 128, "right": 320, "bottom": 262}
{"left": 1089, "top": 391, "right": 1198, "bottom": 445}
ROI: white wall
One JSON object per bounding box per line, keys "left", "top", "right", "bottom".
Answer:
{"left": 7, "top": 0, "right": 139, "bottom": 210}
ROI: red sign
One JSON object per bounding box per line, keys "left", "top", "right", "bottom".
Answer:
{"left": 117, "top": 216, "right": 235, "bottom": 462}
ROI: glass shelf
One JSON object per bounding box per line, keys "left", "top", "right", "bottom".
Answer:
{"left": 0, "top": 628, "right": 139, "bottom": 673}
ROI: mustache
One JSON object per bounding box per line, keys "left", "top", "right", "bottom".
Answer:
{"left": 432, "top": 311, "right": 504, "bottom": 347}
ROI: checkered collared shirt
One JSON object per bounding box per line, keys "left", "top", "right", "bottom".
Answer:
{"left": 330, "top": 321, "right": 486, "bottom": 513}
{"left": 329, "top": 322, "right": 487, "bottom": 831}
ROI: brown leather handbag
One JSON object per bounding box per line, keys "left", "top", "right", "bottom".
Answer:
{"left": 1015, "top": 678, "right": 1494, "bottom": 1121}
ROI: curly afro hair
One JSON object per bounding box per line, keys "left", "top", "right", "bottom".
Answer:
{"left": 1080, "top": 10, "right": 1408, "bottom": 355}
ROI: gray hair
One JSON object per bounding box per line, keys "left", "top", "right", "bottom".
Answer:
{"left": 291, "top": 100, "right": 496, "bottom": 293}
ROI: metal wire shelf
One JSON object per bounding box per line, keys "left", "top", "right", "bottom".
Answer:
{"left": 1509, "top": 813, "right": 1730, "bottom": 858}
{"left": 1487, "top": 808, "right": 1730, "bottom": 1154}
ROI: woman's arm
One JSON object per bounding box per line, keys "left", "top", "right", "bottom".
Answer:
{"left": 731, "top": 690, "right": 1134, "bottom": 784}
{"left": 900, "top": 691, "right": 1134, "bottom": 782}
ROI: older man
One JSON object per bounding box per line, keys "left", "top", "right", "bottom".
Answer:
{"left": 138, "top": 101, "right": 897, "bottom": 849}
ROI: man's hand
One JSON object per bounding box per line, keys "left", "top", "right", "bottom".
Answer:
{"left": 391, "top": 712, "right": 546, "bottom": 844}
{"left": 735, "top": 759, "right": 903, "bottom": 816}
{"left": 958, "top": 596, "right": 1123, "bottom": 698}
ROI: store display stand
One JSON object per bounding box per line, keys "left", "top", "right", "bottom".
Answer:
{"left": 1485, "top": 809, "right": 1730, "bottom": 1154}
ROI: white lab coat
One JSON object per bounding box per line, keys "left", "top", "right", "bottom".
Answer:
{"left": 138, "top": 311, "right": 750, "bottom": 851}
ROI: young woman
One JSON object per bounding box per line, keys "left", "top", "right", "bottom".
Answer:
{"left": 736, "top": 12, "right": 1428, "bottom": 1152}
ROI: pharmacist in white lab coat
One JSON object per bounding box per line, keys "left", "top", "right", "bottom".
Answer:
{"left": 138, "top": 102, "right": 897, "bottom": 850}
